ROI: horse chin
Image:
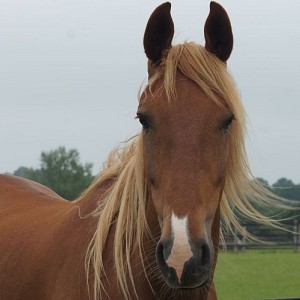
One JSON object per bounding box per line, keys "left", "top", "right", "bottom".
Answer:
{"left": 161, "top": 266, "right": 210, "bottom": 290}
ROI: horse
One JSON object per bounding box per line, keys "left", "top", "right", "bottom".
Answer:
{"left": 0, "top": 2, "right": 288, "bottom": 299}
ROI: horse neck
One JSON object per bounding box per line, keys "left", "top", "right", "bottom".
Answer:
{"left": 75, "top": 179, "right": 113, "bottom": 216}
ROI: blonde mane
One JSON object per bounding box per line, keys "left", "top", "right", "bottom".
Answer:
{"left": 78, "top": 42, "right": 291, "bottom": 300}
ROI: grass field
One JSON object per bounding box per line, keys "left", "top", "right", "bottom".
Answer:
{"left": 214, "top": 249, "right": 300, "bottom": 300}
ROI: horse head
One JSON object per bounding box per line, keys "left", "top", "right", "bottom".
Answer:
{"left": 140, "top": 2, "right": 234, "bottom": 289}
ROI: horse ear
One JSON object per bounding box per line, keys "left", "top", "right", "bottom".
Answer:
{"left": 204, "top": 1, "right": 233, "bottom": 62}
{"left": 143, "top": 2, "right": 174, "bottom": 65}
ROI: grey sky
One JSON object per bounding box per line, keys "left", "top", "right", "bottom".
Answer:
{"left": 0, "top": 0, "right": 299, "bottom": 184}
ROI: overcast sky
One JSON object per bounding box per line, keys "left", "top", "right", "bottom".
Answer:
{"left": 0, "top": 0, "right": 299, "bottom": 185}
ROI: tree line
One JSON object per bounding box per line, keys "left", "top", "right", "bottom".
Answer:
{"left": 257, "top": 177, "right": 300, "bottom": 201}
{"left": 13, "top": 147, "right": 94, "bottom": 200}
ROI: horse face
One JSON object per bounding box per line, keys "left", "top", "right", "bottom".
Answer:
{"left": 138, "top": 74, "right": 232, "bottom": 288}
{"left": 141, "top": 1, "right": 233, "bottom": 289}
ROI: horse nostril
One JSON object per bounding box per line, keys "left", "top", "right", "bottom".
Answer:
{"left": 179, "top": 238, "right": 212, "bottom": 287}
{"left": 156, "top": 240, "right": 180, "bottom": 287}
{"left": 199, "top": 241, "right": 211, "bottom": 266}
{"left": 191, "top": 238, "right": 211, "bottom": 266}
{"left": 156, "top": 242, "right": 167, "bottom": 269}
{"left": 156, "top": 240, "right": 171, "bottom": 273}
{"left": 202, "top": 243, "right": 211, "bottom": 266}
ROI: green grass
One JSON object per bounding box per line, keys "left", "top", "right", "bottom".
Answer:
{"left": 214, "top": 249, "right": 300, "bottom": 300}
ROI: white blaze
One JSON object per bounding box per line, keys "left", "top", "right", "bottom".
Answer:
{"left": 166, "top": 213, "right": 193, "bottom": 281}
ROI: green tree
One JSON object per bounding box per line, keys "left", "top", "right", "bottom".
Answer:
{"left": 13, "top": 147, "right": 94, "bottom": 200}
{"left": 13, "top": 166, "right": 42, "bottom": 182}
{"left": 239, "top": 177, "right": 300, "bottom": 224}
{"left": 256, "top": 177, "right": 269, "bottom": 187}
{"left": 272, "top": 177, "right": 300, "bottom": 201}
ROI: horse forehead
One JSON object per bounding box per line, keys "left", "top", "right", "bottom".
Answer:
{"left": 148, "top": 81, "right": 222, "bottom": 120}
{"left": 155, "top": 96, "right": 221, "bottom": 132}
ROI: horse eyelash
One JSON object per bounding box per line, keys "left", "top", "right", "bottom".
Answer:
{"left": 135, "top": 113, "right": 150, "bottom": 130}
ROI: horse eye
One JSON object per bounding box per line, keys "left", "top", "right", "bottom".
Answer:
{"left": 222, "top": 115, "right": 235, "bottom": 132}
{"left": 137, "top": 115, "right": 150, "bottom": 131}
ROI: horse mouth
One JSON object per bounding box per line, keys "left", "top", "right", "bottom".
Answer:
{"left": 160, "top": 263, "right": 210, "bottom": 289}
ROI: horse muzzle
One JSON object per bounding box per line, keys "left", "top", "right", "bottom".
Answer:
{"left": 156, "top": 237, "right": 212, "bottom": 289}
